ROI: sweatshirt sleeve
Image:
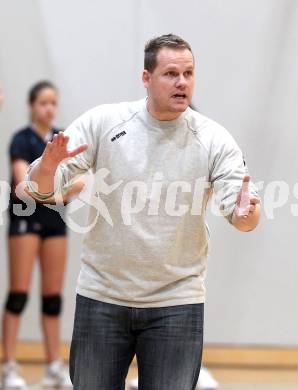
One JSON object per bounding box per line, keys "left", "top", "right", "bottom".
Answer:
{"left": 25, "top": 108, "right": 101, "bottom": 198}
{"left": 209, "top": 125, "right": 258, "bottom": 224}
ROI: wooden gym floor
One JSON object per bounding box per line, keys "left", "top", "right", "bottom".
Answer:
{"left": 1, "top": 362, "right": 297, "bottom": 389}
{"left": 1, "top": 344, "right": 297, "bottom": 389}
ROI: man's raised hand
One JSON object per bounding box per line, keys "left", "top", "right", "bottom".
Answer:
{"left": 41, "top": 131, "right": 88, "bottom": 171}
{"left": 234, "top": 175, "right": 260, "bottom": 219}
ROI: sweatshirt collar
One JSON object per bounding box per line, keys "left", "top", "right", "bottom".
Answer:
{"left": 141, "top": 97, "right": 188, "bottom": 129}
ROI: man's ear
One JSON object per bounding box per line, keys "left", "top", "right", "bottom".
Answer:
{"left": 142, "top": 69, "right": 151, "bottom": 88}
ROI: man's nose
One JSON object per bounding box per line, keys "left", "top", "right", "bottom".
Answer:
{"left": 175, "top": 75, "right": 187, "bottom": 88}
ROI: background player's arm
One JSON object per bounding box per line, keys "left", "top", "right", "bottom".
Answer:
{"left": 12, "top": 159, "right": 36, "bottom": 201}
{"left": 12, "top": 159, "right": 30, "bottom": 187}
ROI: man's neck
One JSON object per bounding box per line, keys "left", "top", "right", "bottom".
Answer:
{"left": 146, "top": 99, "right": 181, "bottom": 121}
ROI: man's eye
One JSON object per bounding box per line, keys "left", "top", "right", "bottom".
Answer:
{"left": 165, "top": 71, "right": 176, "bottom": 77}
{"left": 185, "top": 71, "right": 193, "bottom": 76}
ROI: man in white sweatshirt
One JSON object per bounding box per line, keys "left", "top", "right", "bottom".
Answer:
{"left": 25, "top": 34, "right": 260, "bottom": 390}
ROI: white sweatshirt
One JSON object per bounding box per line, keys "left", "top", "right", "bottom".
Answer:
{"left": 26, "top": 98, "right": 258, "bottom": 307}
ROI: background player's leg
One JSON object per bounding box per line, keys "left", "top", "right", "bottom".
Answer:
{"left": 40, "top": 235, "right": 67, "bottom": 362}
{"left": 135, "top": 303, "right": 204, "bottom": 390}
{"left": 39, "top": 234, "right": 73, "bottom": 387}
{"left": 2, "top": 234, "right": 39, "bottom": 361}
{"left": 2, "top": 234, "right": 40, "bottom": 388}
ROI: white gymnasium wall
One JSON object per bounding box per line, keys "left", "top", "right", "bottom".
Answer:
{"left": 0, "top": 0, "right": 297, "bottom": 346}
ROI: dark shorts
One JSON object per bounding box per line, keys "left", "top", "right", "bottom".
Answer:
{"left": 8, "top": 203, "right": 67, "bottom": 239}
{"left": 70, "top": 294, "right": 204, "bottom": 390}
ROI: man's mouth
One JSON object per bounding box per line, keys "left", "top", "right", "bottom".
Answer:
{"left": 172, "top": 93, "right": 187, "bottom": 100}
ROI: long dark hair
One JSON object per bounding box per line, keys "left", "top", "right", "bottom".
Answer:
{"left": 28, "top": 80, "right": 57, "bottom": 105}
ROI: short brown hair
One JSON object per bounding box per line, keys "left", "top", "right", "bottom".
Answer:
{"left": 144, "top": 33, "right": 193, "bottom": 73}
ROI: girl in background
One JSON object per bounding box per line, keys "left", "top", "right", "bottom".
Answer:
{"left": 2, "top": 81, "right": 81, "bottom": 389}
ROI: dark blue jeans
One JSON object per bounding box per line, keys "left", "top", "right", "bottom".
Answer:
{"left": 70, "top": 294, "right": 204, "bottom": 390}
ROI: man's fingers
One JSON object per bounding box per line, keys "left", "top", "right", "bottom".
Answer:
{"left": 249, "top": 204, "right": 256, "bottom": 213}
{"left": 235, "top": 177, "right": 260, "bottom": 219}
{"left": 68, "top": 144, "right": 88, "bottom": 158}
{"left": 62, "top": 135, "right": 70, "bottom": 147}
{"left": 236, "top": 175, "right": 250, "bottom": 204}
{"left": 250, "top": 197, "right": 260, "bottom": 205}
{"left": 237, "top": 175, "right": 250, "bottom": 209}
{"left": 237, "top": 199, "right": 259, "bottom": 218}
{"left": 57, "top": 131, "right": 65, "bottom": 146}
{"left": 50, "top": 132, "right": 69, "bottom": 150}
{"left": 238, "top": 204, "right": 255, "bottom": 217}
{"left": 52, "top": 133, "right": 59, "bottom": 145}
{"left": 45, "top": 140, "right": 53, "bottom": 150}
{"left": 241, "top": 175, "right": 250, "bottom": 194}
{"left": 237, "top": 207, "right": 249, "bottom": 217}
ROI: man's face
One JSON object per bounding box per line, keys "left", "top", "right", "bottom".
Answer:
{"left": 143, "top": 48, "right": 195, "bottom": 118}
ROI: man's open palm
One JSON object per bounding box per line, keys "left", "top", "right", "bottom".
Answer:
{"left": 42, "top": 131, "right": 88, "bottom": 168}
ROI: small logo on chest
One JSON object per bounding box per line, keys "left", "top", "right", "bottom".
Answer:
{"left": 111, "top": 130, "right": 127, "bottom": 142}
